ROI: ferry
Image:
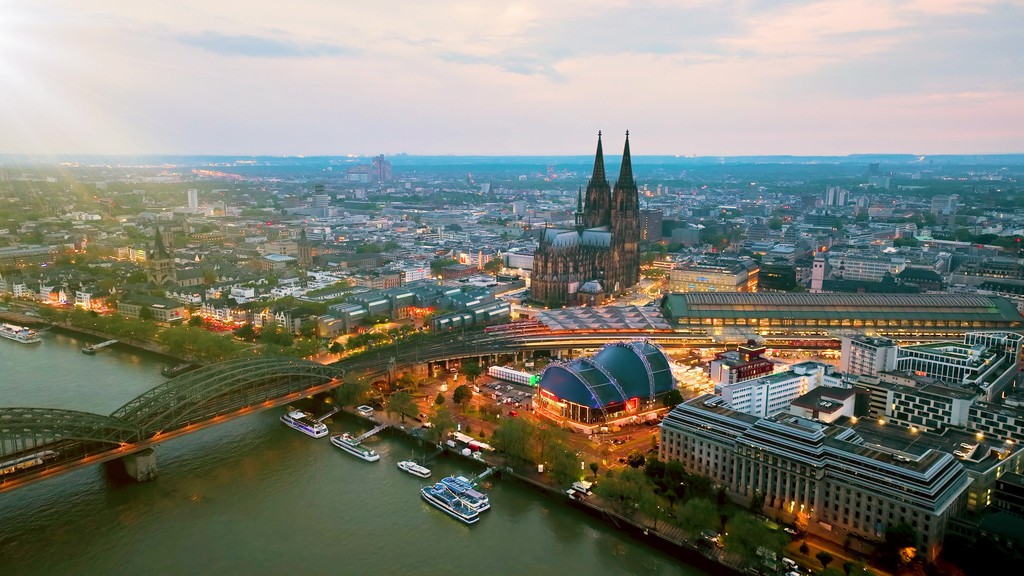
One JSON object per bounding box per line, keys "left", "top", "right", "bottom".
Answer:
{"left": 330, "top": 433, "right": 380, "bottom": 462}
{"left": 421, "top": 483, "right": 480, "bottom": 524}
{"left": 161, "top": 362, "right": 200, "bottom": 378}
{"left": 397, "top": 460, "right": 432, "bottom": 478}
{"left": 280, "top": 410, "right": 329, "bottom": 438}
{"left": 0, "top": 323, "right": 41, "bottom": 344}
{"left": 440, "top": 475, "right": 490, "bottom": 512}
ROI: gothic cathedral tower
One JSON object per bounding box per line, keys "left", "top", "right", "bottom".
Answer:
{"left": 583, "top": 132, "right": 611, "bottom": 229}
{"left": 609, "top": 131, "right": 640, "bottom": 292}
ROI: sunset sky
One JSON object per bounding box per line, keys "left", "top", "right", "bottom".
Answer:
{"left": 0, "top": 0, "right": 1020, "bottom": 156}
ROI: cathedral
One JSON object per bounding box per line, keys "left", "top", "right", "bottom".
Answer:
{"left": 530, "top": 132, "right": 641, "bottom": 307}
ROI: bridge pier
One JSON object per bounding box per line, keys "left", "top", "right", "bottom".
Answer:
{"left": 122, "top": 448, "right": 158, "bottom": 482}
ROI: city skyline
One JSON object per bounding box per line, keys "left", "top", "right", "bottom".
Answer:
{"left": 1, "top": 1, "right": 1021, "bottom": 156}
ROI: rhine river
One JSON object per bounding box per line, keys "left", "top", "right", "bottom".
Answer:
{"left": 0, "top": 330, "right": 708, "bottom": 575}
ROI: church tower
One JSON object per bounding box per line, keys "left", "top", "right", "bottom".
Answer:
{"left": 583, "top": 132, "right": 611, "bottom": 229}
{"left": 610, "top": 131, "right": 641, "bottom": 291}
{"left": 146, "top": 226, "right": 176, "bottom": 286}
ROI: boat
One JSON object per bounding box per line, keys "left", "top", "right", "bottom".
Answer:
{"left": 330, "top": 433, "right": 380, "bottom": 462}
{"left": 1, "top": 323, "right": 41, "bottom": 344}
{"left": 161, "top": 362, "right": 199, "bottom": 378}
{"left": 420, "top": 483, "right": 480, "bottom": 524}
{"left": 440, "top": 475, "right": 490, "bottom": 512}
{"left": 81, "top": 345, "right": 97, "bottom": 355}
{"left": 280, "top": 410, "right": 329, "bottom": 438}
{"left": 397, "top": 460, "right": 432, "bottom": 478}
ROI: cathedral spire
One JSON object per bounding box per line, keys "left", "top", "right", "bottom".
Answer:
{"left": 575, "top": 186, "right": 585, "bottom": 231}
{"left": 153, "top": 226, "right": 170, "bottom": 259}
{"left": 590, "top": 131, "right": 606, "bottom": 184}
{"left": 617, "top": 130, "right": 633, "bottom": 185}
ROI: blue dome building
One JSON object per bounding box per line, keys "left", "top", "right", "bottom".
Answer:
{"left": 536, "top": 340, "right": 675, "bottom": 425}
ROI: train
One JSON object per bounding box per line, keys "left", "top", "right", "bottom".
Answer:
{"left": 0, "top": 450, "right": 58, "bottom": 476}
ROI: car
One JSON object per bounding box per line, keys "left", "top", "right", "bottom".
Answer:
{"left": 783, "top": 527, "right": 799, "bottom": 535}
{"left": 783, "top": 558, "right": 798, "bottom": 568}
{"left": 506, "top": 385, "right": 514, "bottom": 391}
{"left": 954, "top": 450, "right": 968, "bottom": 458}
{"left": 508, "top": 410, "right": 518, "bottom": 417}
{"left": 356, "top": 405, "right": 374, "bottom": 416}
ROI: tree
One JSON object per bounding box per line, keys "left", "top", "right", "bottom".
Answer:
{"left": 335, "top": 380, "right": 370, "bottom": 408}
{"left": 234, "top": 323, "right": 257, "bottom": 341}
{"left": 799, "top": 542, "right": 810, "bottom": 555}
{"left": 877, "top": 523, "right": 918, "bottom": 569}
{"left": 589, "top": 462, "right": 599, "bottom": 479}
{"left": 138, "top": 306, "right": 153, "bottom": 321}
{"left": 716, "top": 487, "right": 728, "bottom": 507}
{"left": 662, "top": 388, "right": 683, "bottom": 408}
{"left": 483, "top": 256, "right": 503, "bottom": 274}
{"left": 534, "top": 424, "right": 568, "bottom": 462}
{"left": 328, "top": 341, "right": 342, "bottom": 354}
{"left": 452, "top": 384, "right": 473, "bottom": 407}
{"left": 491, "top": 418, "right": 536, "bottom": 464}
{"left": 842, "top": 561, "right": 857, "bottom": 576}
{"left": 387, "top": 391, "right": 417, "bottom": 422}
{"left": 188, "top": 315, "right": 204, "bottom": 327}
{"left": 817, "top": 551, "right": 835, "bottom": 570}
{"left": 547, "top": 442, "right": 582, "bottom": 485}
{"left": 626, "top": 450, "right": 646, "bottom": 468}
{"left": 434, "top": 392, "right": 445, "bottom": 405}
{"left": 678, "top": 498, "right": 718, "bottom": 537}
{"left": 597, "top": 467, "right": 656, "bottom": 516}
{"left": 396, "top": 372, "right": 418, "bottom": 393}
{"left": 427, "top": 405, "right": 457, "bottom": 444}
{"left": 749, "top": 490, "right": 765, "bottom": 515}
{"left": 723, "top": 513, "right": 788, "bottom": 562}
{"left": 463, "top": 361, "right": 482, "bottom": 384}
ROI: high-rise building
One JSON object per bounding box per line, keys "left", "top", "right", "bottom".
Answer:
{"left": 840, "top": 335, "right": 898, "bottom": 376}
{"left": 187, "top": 189, "right": 199, "bottom": 211}
{"left": 824, "top": 186, "right": 848, "bottom": 206}
{"left": 530, "top": 132, "right": 640, "bottom": 306}
{"left": 372, "top": 155, "right": 392, "bottom": 183}
{"left": 638, "top": 208, "right": 663, "bottom": 242}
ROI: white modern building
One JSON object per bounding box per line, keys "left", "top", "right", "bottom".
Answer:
{"left": 840, "top": 335, "right": 899, "bottom": 376}
{"left": 717, "top": 361, "right": 835, "bottom": 418}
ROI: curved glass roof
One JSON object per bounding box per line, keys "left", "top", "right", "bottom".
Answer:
{"left": 539, "top": 340, "right": 676, "bottom": 409}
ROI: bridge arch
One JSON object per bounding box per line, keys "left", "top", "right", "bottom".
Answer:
{"left": 1, "top": 407, "right": 143, "bottom": 462}
{"left": 110, "top": 357, "right": 343, "bottom": 435}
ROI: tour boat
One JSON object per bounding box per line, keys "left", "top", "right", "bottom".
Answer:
{"left": 397, "top": 460, "right": 432, "bottom": 478}
{"left": 330, "top": 433, "right": 380, "bottom": 462}
{"left": 280, "top": 409, "right": 329, "bottom": 438}
{"left": 440, "top": 475, "right": 490, "bottom": 511}
{"left": 421, "top": 483, "right": 480, "bottom": 524}
{"left": 0, "top": 323, "right": 41, "bottom": 344}
{"left": 161, "top": 362, "right": 200, "bottom": 378}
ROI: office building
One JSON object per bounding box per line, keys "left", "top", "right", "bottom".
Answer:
{"left": 840, "top": 336, "right": 898, "bottom": 376}
{"left": 639, "top": 208, "right": 663, "bottom": 242}
{"left": 668, "top": 257, "right": 759, "bottom": 293}
{"left": 717, "top": 361, "right": 833, "bottom": 417}
{"left": 709, "top": 343, "right": 774, "bottom": 386}
{"left": 187, "top": 188, "right": 199, "bottom": 211}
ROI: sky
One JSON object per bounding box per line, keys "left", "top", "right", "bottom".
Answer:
{"left": 0, "top": 0, "right": 1021, "bottom": 157}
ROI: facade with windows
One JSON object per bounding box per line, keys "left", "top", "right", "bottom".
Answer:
{"left": 840, "top": 336, "right": 898, "bottom": 376}
{"left": 895, "top": 332, "right": 1023, "bottom": 401}
{"left": 660, "top": 395, "right": 972, "bottom": 559}
{"left": 660, "top": 293, "right": 1024, "bottom": 340}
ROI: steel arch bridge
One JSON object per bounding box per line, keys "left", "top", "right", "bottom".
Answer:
{"left": 111, "top": 356, "right": 343, "bottom": 436}
{"left": 1, "top": 357, "right": 343, "bottom": 494}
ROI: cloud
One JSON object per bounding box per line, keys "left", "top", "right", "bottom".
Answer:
{"left": 176, "top": 31, "right": 354, "bottom": 58}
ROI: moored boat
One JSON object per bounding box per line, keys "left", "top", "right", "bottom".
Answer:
{"left": 440, "top": 475, "right": 490, "bottom": 512}
{"left": 421, "top": 483, "right": 480, "bottom": 524}
{"left": 330, "top": 433, "right": 380, "bottom": 462}
{"left": 161, "top": 362, "right": 200, "bottom": 378}
{"left": 1, "top": 323, "right": 41, "bottom": 344}
{"left": 280, "top": 409, "right": 329, "bottom": 438}
{"left": 397, "top": 460, "right": 431, "bottom": 478}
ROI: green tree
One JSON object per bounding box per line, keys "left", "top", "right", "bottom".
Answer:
{"left": 589, "top": 462, "right": 599, "bottom": 479}
{"left": 335, "top": 380, "right": 370, "bottom": 408}
{"left": 328, "top": 341, "right": 342, "bottom": 354}
{"left": 434, "top": 392, "right": 445, "bottom": 405}
{"left": 597, "top": 467, "right": 656, "bottom": 516}
{"left": 188, "top": 315, "right": 204, "bottom": 327}
{"left": 547, "top": 442, "right": 582, "bottom": 485}
{"left": 427, "top": 405, "right": 457, "bottom": 444}
{"left": 234, "top": 323, "right": 257, "bottom": 341}
{"left": 492, "top": 417, "right": 536, "bottom": 464}
{"left": 749, "top": 490, "right": 765, "bottom": 515}
{"left": 138, "top": 306, "right": 153, "bottom": 321}
{"left": 387, "top": 391, "right": 417, "bottom": 422}
{"left": 396, "top": 372, "right": 418, "bottom": 393}
{"left": 723, "top": 513, "right": 788, "bottom": 562}
{"left": 878, "top": 523, "right": 918, "bottom": 569}
{"left": 626, "top": 450, "right": 646, "bottom": 468}
{"left": 534, "top": 424, "right": 568, "bottom": 462}
{"left": 483, "top": 256, "right": 503, "bottom": 274}
{"left": 463, "top": 361, "right": 482, "bottom": 384}
{"left": 678, "top": 498, "right": 718, "bottom": 537}
{"left": 817, "top": 551, "right": 835, "bottom": 570}
{"left": 430, "top": 257, "right": 456, "bottom": 275}
{"left": 452, "top": 384, "right": 473, "bottom": 407}
{"left": 662, "top": 388, "right": 683, "bottom": 408}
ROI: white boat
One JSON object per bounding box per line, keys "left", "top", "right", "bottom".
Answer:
{"left": 330, "top": 433, "right": 380, "bottom": 462}
{"left": 0, "top": 323, "right": 41, "bottom": 344}
{"left": 440, "top": 475, "right": 490, "bottom": 512}
{"left": 421, "top": 483, "right": 480, "bottom": 524}
{"left": 280, "top": 410, "right": 329, "bottom": 438}
{"left": 397, "top": 460, "right": 431, "bottom": 478}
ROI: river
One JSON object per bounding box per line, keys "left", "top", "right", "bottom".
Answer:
{"left": 0, "top": 330, "right": 708, "bottom": 575}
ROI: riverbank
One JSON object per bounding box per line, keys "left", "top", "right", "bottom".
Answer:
{"left": 338, "top": 404, "right": 745, "bottom": 576}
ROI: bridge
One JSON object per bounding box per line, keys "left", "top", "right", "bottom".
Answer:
{"left": 1, "top": 356, "right": 343, "bottom": 494}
